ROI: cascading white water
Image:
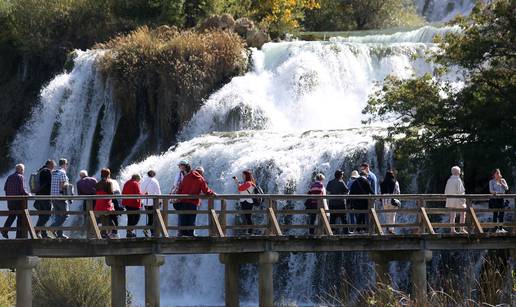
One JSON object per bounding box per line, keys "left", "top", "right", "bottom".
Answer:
{"left": 9, "top": 50, "right": 118, "bottom": 180}
{"left": 120, "top": 26, "right": 459, "bottom": 305}
{"left": 414, "top": 0, "right": 477, "bottom": 22}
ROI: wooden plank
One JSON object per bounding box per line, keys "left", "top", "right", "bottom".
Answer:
{"left": 420, "top": 207, "right": 436, "bottom": 235}
{"left": 416, "top": 198, "right": 423, "bottom": 234}
{"left": 513, "top": 197, "right": 516, "bottom": 234}
{"left": 161, "top": 198, "right": 169, "bottom": 229}
{"left": 370, "top": 208, "right": 384, "bottom": 236}
{"left": 468, "top": 207, "right": 483, "bottom": 234}
{"left": 210, "top": 209, "right": 225, "bottom": 237}
{"left": 88, "top": 210, "right": 101, "bottom": 239}
{"left": 219, "top": 199, "right": 227, "bottom": 234}
{"left": 267, "top": 207, "right": 283, "bottom": 236}
{"left": 208, "top": 199, "right": 214, "bottom": 236}
{"left": 155, "top": 209, "right": 169, "bottom": 238}
{"left": 266, "top": 199, "right": 273, "bottom": 235}
{"left": 153, "top": 198, "right": 161, "bottom": 237}
{"left": 23, "top": 209, "right": 37, "bottom": 239}
{"left": 319, "top": 208, "right": 333, "bottom": 236}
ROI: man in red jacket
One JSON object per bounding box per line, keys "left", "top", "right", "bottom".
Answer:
{"left": 122, "top": 174, "right": 142, "bottom": 238}
{"left": 175, "top": 166, "right": 215, "bottom": 236}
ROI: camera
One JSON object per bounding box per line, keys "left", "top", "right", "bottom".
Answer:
{"left": 232, "top": 176, "right": 237, "bottom": 180}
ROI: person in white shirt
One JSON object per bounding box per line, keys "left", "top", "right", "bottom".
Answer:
{"left": 445, "top": 166, "right": 467, "bottom": 234}
{"left": 140, "top": 170, "right": 162, "bottom": 237}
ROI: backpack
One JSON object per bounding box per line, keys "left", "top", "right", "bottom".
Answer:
{"left": 29, "top": 171, "right": 41, "bottom": 193}
{"left": 251, "top": 185, "right": 264, "bottom": 206}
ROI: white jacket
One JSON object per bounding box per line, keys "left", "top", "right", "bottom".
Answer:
{"left": 445, "top": 175, "right": 466, "bottom": 208}
{"left": 141, "top": 177, "right": 161, "bottom": 207}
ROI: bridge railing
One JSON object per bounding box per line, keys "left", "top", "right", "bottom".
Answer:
{"left": 0, "top": 194, "right": 514, "bottom": 239}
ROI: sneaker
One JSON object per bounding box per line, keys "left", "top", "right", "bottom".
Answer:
{"left": 459, "top": 228, "right": 468, "bottom": 234}
{"left": 499, "top": 228, "right": 508, "bottom": 233}
{"left": 36, "top": 232, "right": 42, "bottom": 239}
{"left": 108, "top": 233, "right": 120, "bottom": 239}
{"left": 57, "top": 234, "right": 69, "bottom": 239}
{"left": 126, "top": 231, "right": 136, "bottom": 238}
{"left": 143, "top": 229, "right": 150, "bottom": 238}
{"left": 1, "top": 231, "right": 8, "bottom": 239}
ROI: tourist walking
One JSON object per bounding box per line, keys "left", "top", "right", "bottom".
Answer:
{"left": 95, "top": 168, "right": 115, "bottom": 238}
{"left": 34, "top": 160, "right": 55, "bottom": 238}
{"left": 49, "top": 159, "right": 70, "bottom": 239}
{"left": 349, "top": 171, "right": 374, "bottom": 233}
{"left": 233, "top": 170, "right": 257, "bottom": 235}
{"left": 174, "top": 166, "right": 215, "bottom": 236}
{"left": 360, "top": 163, "right": 379, "bottom": 195}
{"left": 2, "top": 164, "right": 30, "bottom": 238}
{"left": 122, "top": 174, "right": 142, "bottom": 238}
{"left": 170, "top": 159, "right": 189, "bottom": 194}
{"left": 140, "top": 170, "right": 161, "bottom": 237}
{"left": 326, "top": 170, "right": 349, "bottom": 234}
{"left": 380, "top": 170, "right": 401, "bottom": 234}
{"left": 77, "top": 170, "right": 97, "bottom": 210}
{"left": 346, "top": 170, "right": 360, "bottom": 232}
{"left": 489, "top": 168, "right": 509, "bottom": 233}
{"left": 109, "top": 178, "right": 123, "bottom": 239}
{"left": 305, "top": 174, "right": 327, "bottom": 235}
{"left": 445, "top": 166, "right": 467, "bottom": 234}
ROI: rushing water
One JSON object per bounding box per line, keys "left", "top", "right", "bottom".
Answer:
{"left": 6, "top": 22, "right": 478, "bottom": 305}
{"left": 414, "top": 0, "right": 477, "bottom": 22}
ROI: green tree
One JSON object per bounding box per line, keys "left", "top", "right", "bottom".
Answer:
{"left": 304, "top": 0, "right": 423, "bottom": 31}
{"left": 364, "top": 0, "right": 516, "bottom": 192}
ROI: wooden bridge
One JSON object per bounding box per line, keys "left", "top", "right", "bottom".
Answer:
{"left": 1, "top": 193, "right": 515, "bottom": 307}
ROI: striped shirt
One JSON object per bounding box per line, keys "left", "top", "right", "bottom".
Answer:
{"left": 4, "top": 172, "right": 29, "bottom": 196}
{"left": 51, "top": 168, "right": 69, "bottom": 196}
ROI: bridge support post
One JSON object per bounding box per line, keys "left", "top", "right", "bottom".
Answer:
{"left": 15, "top": 257, "right": 40, "bottom": 307}
{"left": 220, "top": 252, "right": 279, "bottom": 307}
{"left": 144, "top": 255, "right": 165, "bottom": 307}
{"left": 258, "top": 252, "right": 278, "bottom": 307}
{"left": 370, "top": 250, "right": 432, "bottom": 303}
{"left": 106, "top": 255, "right": 165, "bottom": 307}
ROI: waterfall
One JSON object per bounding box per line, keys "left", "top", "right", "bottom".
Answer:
{"left": 120, "top": 26, "right": 460, "bottom": 305}
{"left": 9, "top": 50, "right": 118, "bottom": 180}
{"left": 414, "top": 0, "right": 477, "bottom": 22}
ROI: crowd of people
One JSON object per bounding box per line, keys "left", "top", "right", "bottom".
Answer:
{"left": 1, "top": 158, "right": 511, "bottom": 239}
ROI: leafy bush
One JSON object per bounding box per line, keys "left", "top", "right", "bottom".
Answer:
{"left": 33, "top": 258, "right": 112, "bottom": 307}
{"left": 97, "top": 26, "right": 246, "bottom": 93}
{"left": 0, "top": 270, "right": 15, "bottom": 307}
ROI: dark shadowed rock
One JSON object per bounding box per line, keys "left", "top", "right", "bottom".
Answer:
{"left": 246, "top": 29, "right": 270, "bottom": 49}
{"left": 198, "top": 14, "right": 235, "bottom": 31}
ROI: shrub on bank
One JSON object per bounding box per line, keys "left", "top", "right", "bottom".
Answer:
{"left": 33, "top": 258, "right": 112, "bottom": 307}
{"left": 97, "top": 26, "right": 246, "bottom": 89}
{"left": 0, "top": 270, "right": 15, "bottom": 306}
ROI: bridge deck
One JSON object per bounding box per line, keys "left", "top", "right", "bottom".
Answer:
{"left": 2, "top": 233, "right": 515, "bottom": 258}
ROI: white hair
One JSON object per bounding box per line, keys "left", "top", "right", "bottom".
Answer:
{"left": 451, "top": 166, "right": 461, "bottom": 176}
{"left": 79, "top": 170, "right": 88, "bottom": 178}
{"left": 15, "top": 164, "right": 24, "bottom": 172}
{"left": 315, "top": 173, "right": 325, "bottom": 181}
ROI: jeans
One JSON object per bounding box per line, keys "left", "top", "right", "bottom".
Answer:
{"left": 126, "top": 207, "right": 140, "bottom": 227}
{"left": 50, "top": 200, "right": 69, "bottom": 237}
{"left": 489, "top": 198, "right": 505, "bottom": 230}
{"left": 145, "top": 205, "right": 154, "bottom": 236}
{"left": 305, "top": 202, "right": 318, "bottom": 234}
{"left": 110, "top": 200, "right": 124, "bottom": 234}
{"left": 174, "top": 202, "right": 197, "bottom": 236}
{"left": 240, "top": 201, "right": 254, "bottom": 234}
{"left": 4, "top": 200, "right": 27, "bottom": 238}
{"left": 329, "top": 202, "right": 348, "bottom": 234}
{"left": 34, "top": 199, "right": 52, "bottom": 236}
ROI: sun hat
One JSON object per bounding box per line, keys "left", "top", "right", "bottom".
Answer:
{"left": 178, "top": 159, "right": 189, "bottom": 166}
{"left": 350, "top": 170, "right": 360, "bottom": 179}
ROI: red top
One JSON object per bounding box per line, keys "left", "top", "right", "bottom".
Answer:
{"left": 122, "top": 179, "right": 142, "bottom": 208}
{"left": 176, "top": 171, "right": 215, "bottom": 206}
{"left": 95, "top": 190, "right": 114, "bottom": 211}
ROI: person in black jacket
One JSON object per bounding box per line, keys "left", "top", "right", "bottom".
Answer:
{"left": 326, "top": 170, "right": 349, "bottom": 234}
{"left": 34, "top": 159, "right": 55, "bottom": 238}
{"left": 349, "top": 171, "right": 374, "bottom": 233}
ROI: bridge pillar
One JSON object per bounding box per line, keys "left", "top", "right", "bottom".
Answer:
{"left": 370, "top": 250, "right": 432, "bottom": 303}
{"left": 220, "top": 252, "right": 279, "bottom": 307}
{"left": 258, "top": 252, "right": 279, "bottom": 307}
{"left": 143, "top": 255, "right": 165, "bottom": 307}
{"left": 106, "top": 254, "right": 165, "bottom": 307}
{"left": 15, "top": 257, "right": 40, "bottom": 307}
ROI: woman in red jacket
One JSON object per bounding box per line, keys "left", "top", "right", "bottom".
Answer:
{"left": 95, "top": 168, "right": 115, "bottom": 238}
{"left": 122, "top": 174, "right": 142, "bottom": 238}
{"left": 175, "top": 166, "right": 215, "bottom": 236}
